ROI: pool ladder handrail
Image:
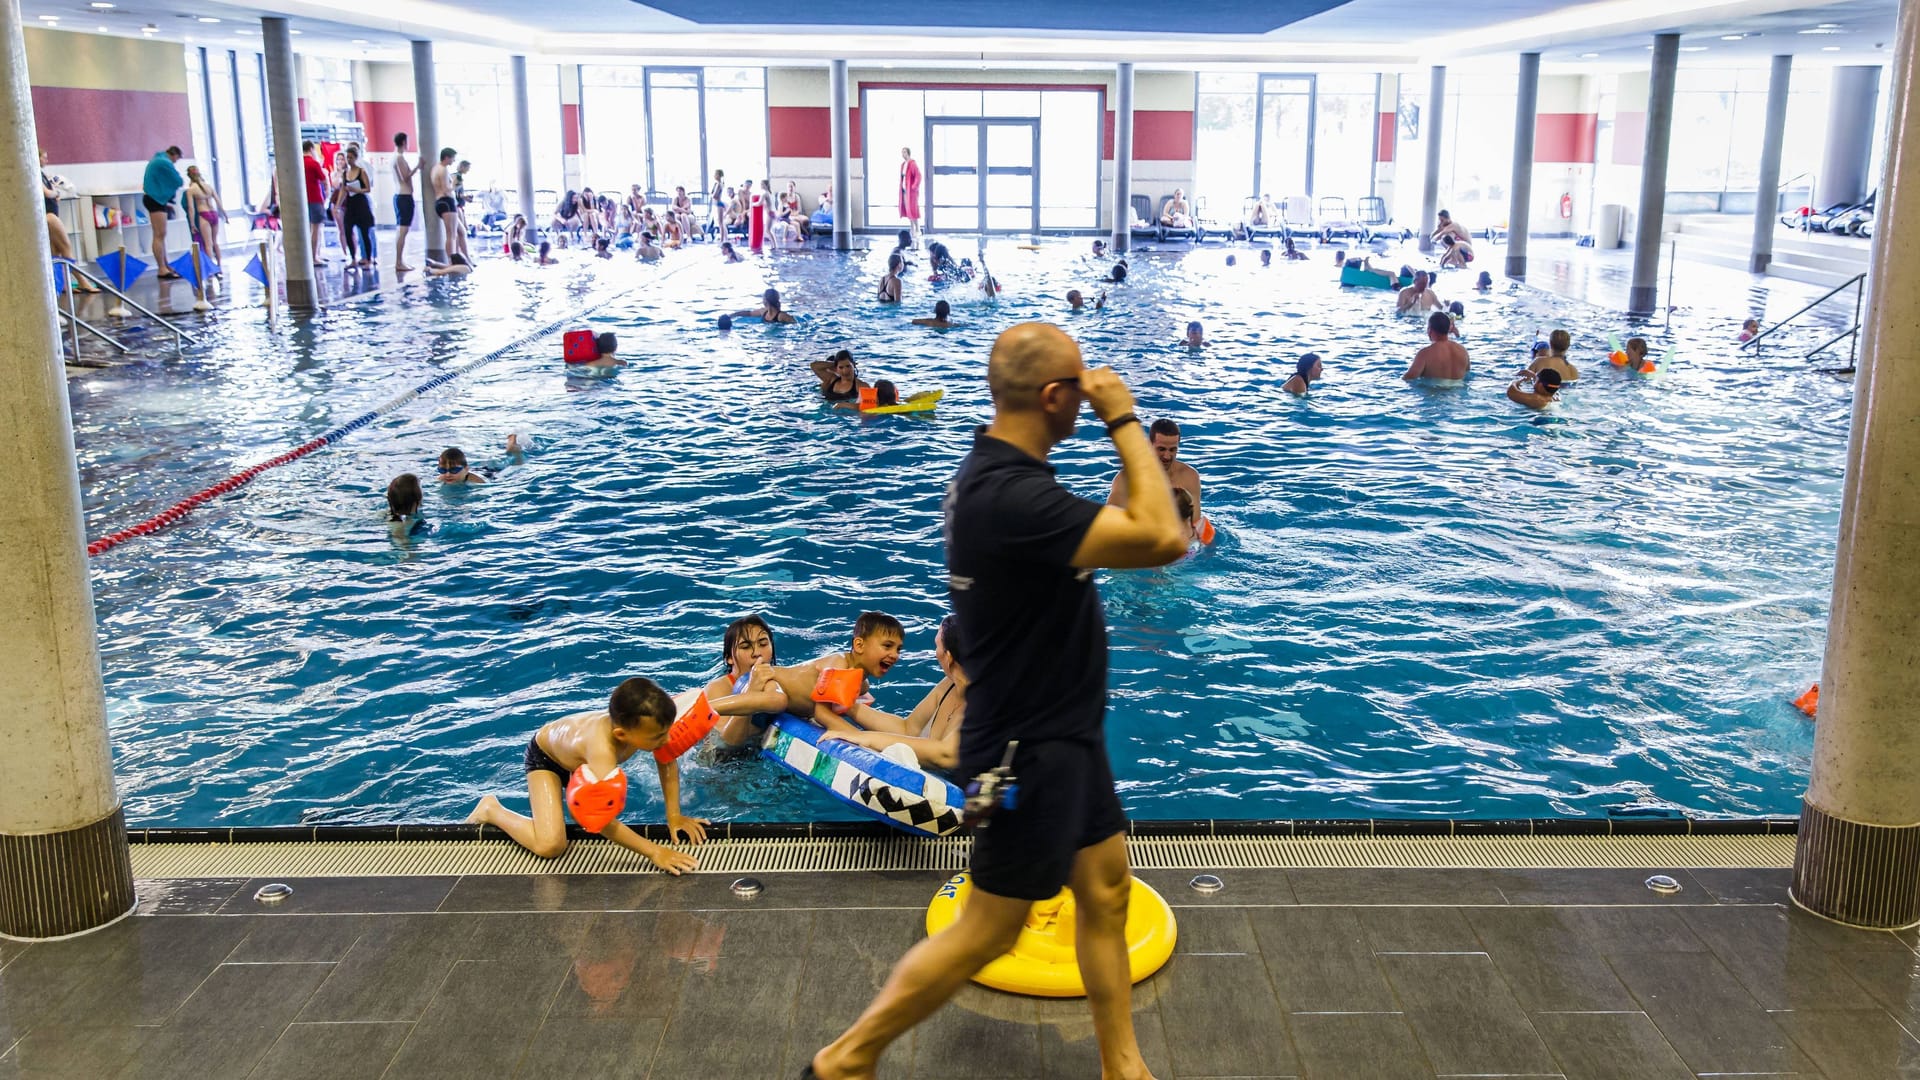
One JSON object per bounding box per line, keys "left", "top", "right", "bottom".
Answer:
{"left": 1740, "top": 269, "right": 1866, "bottom": 374}
{"left": 58, "top": 260, "right": 200, "bottom": 362}
{"left": 57, "top": 308, "right": 131, "bottom": 359}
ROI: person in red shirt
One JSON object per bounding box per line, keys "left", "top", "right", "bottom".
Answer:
{"left": 301, "top": 140, "right": 327, "bottom": 267}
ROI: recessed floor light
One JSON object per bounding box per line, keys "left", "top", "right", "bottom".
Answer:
{"left": 90, "top": 2, "right": 114, "bottom": 8}
{"left": 1720, "top": 34, "right": 1745, "bottom": 41}
{"left": 289, "top": 28, "right": 302, "bottom": 34}
{"left": 38, "top": 14, "right": 59, "bottom": 20}
{"left": 1799, "top": 26, "right": 1842, "bottom": 34}
{"left": 1822, "top": 45, "right": 1841, "bottom": 50}
{"left": 1680, "top": 45, "right": 1708, "bottom": 51}
{"left": 1579, "top": 52, "right": 1600, "bottom": 58}
{"left": 198, "top": 16, "right": 220, "bottom": 22}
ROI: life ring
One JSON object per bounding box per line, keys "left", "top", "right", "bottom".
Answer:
{"left": 925, "top": 870, "right": 1177, "bottom": 997}
{"left": 761, "top": 717, "right": 965, "bottom": 836}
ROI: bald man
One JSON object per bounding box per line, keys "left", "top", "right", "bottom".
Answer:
{"left": 807, "top": 323, "right": 1184, "bottom": 1080}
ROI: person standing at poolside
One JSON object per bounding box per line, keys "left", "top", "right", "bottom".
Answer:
{"left": 1404, "top": 311, "right": 1471, "bottom": 381}
{"left": 391, "top": 132, "right": 417, "bottom": 272}
{"left": 808, "top": 323, "right": 1185, "bottom": 1080}
{"left": 301, "top": 141, "right": 328, "bottom": 267}
{"left": 429, "top": 147, "right": 469, "bottom": 264}
{"left": 900, "top": 147, "right": 922, "bottom": 246}
{"left": 142, "top": 146, "right": 183, "bottom": 279}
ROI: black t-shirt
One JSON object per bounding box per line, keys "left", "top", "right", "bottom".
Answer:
{"left": 946, "top": 428, "right": 1106, "bottom": 772}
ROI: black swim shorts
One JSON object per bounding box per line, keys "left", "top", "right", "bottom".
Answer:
{"left": 434, "top": 195, "right": 457, "bottom": 217}
{"left": 967, "top": 738, "right": 1127, "bottom": 902}
{"left": 393, "top": 193, "right": 416, "bottom": 227}
{"left": 141, "top": 194, "right": 173, "bottom": 216}
{"left": 524, "top": 736, "right": 570, "bottom": 782}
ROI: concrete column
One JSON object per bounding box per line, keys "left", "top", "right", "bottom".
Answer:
{"left": 1111, "top": 61, "right": 1134, "bottom": 254}
{"left": 830, "top": 59, "right": 852, "bottom": 250}
{"left": 1792, "top": 2, "right": 1920, "bottom": 930}
{"left": 1750, "top": 56, "right": 1793, "bottom": 273}
{"left": 410, "top": 40, "right": 443, "bottom": 264}
{"left": 1818, "top": 66, "right": 1883, "bottom": 208}
{"left": 1419, "top": 65, "right": 1446, "bottom": 254}
{"left": 262, "top": 17, "right": 314, "bottom": 310}
{"left": 1506, "top": 53, "right": 1540, "bottom": 279}
{"left": 511, "top": 55, "right": 539, "bottom": 248}
{"left": 1628, "top": 33, "right": 1680, "bottom": 316}
{"left": 0, "top": 0, "right": 134, "bottom": 939}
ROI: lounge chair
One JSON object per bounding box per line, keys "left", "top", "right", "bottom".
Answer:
{"left": 1129, "top": 194, "right": 1158, "bottom": 241}
{"left": 1355, "top": 196, "right": 1411, "bottom": 242}
{"left": 1243, "top": 196, "right": 1286, "bottom": 239}
{"left": 1157, "top": 195, "right": 1199, "bottom": 242}
{"left": 1318, "top": 197, "right": 1366, "bottom": 244}
{"left": 1279, "top": 195, "right": 1314, "bottom": 233}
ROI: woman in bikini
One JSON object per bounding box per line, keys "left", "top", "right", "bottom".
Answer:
{"left": 182, "top": 165, "right": 225, "bottom": 275}
{"left": 810, "top": 349, "right": 866, "bottom": 404}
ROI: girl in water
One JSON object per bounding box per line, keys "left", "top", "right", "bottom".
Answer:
{"left": 708, "top": 615, "right": 787, "bottom": 747}
{"left": 386, "top": 473, "right": 426, "bottom": 540}
{"left": 810, "top": 349, "right": 867, "bottom": 404}
{"left": 877, "top": 252, "right": 903, "bottom": 303}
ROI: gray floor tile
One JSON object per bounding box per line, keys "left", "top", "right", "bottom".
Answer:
{"left": 1681, "top": 906, "right": 1883, "bottom": 1010}
{"left": 40, "top": 915, "right": 252, "bottom": 1026}
{"left": 1770, "top": 1007, "right": 1920, "bottom": 1080}
{"left": 1288, "top": 1011, "right": 1435, "bottom": 1079}
{"left": 382, "top": 957, "right": 570, "bottom": 1079}
{"left": 694, "top": 907, "right": 818, "bottom": 955}
{"left": 216, "top": 876, "right": 458, "bottom": 915}
{"left": 437, "top": 873, "right": 676, "bottom": 913}
{"left": 666, "top": 868, "right": 949, "bottom": 910}
{"left": 1827, "top": 947, "right": 1920, "bottom": 1022}
{"left": 1172, "top": 907, "right": 1257, "bottom": 953}
{"left": 1380, "top": 952, "right": 1557, "bottom": 1076}
{"left": 1529, "top": 1010, "right": 1692, "bottom": 1080}
{"left": 1465, "top": 908, "right": 1638, "bottom": 1012}
{"left": 112, "top": 1022, "right": 284, "bottom": 1080}
{"left": 0, "top": 940, "right": 27, "bottom": 972}
{"left": 912, "top": 983, "right": 1041, "bottom": 1078}
{"left": 134, "top": 878, "right": 248, "bottom": 915}
{"left": 2, "top": 1025, "right": 151, "bottom": 1079}
{"left": 515, "top": 1017, "right": 663, "bottom": 1080}
{"left": 227, "top": 914, "right": 373, "bottom": 963}
{"left": 294, "top": 913, "right": 480, "bottom": 1022}
{"left": 652, "top": 953, "right": 804, "bottom": 1077}
{"left": 1563, "top": 906, "right": 1707, "bottom": 954}
{"left": 545, "top": 911, "right": 693, "bottom": 1020}
{"left": 1156, "top": 952, "right": 1296, "bottom": 1076}
{"left": 170, "top": 961, "right": 334, "bottom": 1029}
{"left": 1685, "top": 867, "right": 1793, "bottom": 905}
{"left": 1605, "top": 949, "right": 1815, "bottom": 1074}
{"left": 1248, "top": 907, "right": 1397, "bottom": 1012}
{"left": 244, "top": 1021, "right": 412, "bottom": 1080}
{"left": 1036, "top": 982, "right": 1171, "bottom": 1080}
{"left": 783, "top": 909, "right": 921, "bottom": 1078}
{"left": 1358, "top": 906, "right": 1479, "bottom": 952}
{"left": 1489, "top": 868, "right": 1712, "bottom": 906}
{"left": 459, "top": 911, "right": 599, "bottom": 960}
{"left": 1137, "top": 868, "right": 1297, "bottom": 906}
{"left": 1287, "top": 869, "right": 1508, "bottom": 906}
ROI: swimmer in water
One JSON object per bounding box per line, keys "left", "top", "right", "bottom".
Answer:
{"left": 1507, "top": 367, "right": 1563, "bottom": 410}
{"left": 709, "top": 611, "right": 906, "bottom": 733}
{"left": 1738, "top": 317, "right": 1760, "bottom": 342}
{"left": 1396, "top": 270, "right": 1441, "bottom": 314}
{"left": 811, "top": 349, "right": 867, "bottom": 403}
{"left": 878, "top": 253, "right": 903, "bottom": 303}
{"left": 716, "top": 314, "right": 733, "bottom": 331}
{"left": 536, "top": 241, "right": 556, "bottom": 266}
{"left": 1447, "top": 300, "right": 1466, "bottom": 338}
{"left": 1282, "top": 353, "right": 1323, "bottom": 395}
{"left": 721, "top": 241, "right": 742, "bottom": 263}
{"left": 1180, "top": 321, "right": 1205, "bottom": 348}
{"left": 1529, "top": 332, "right": 1578, "bottom": 383}
{"left": 1225, "top": 254, "right": 1237, "bottom": 267}
{"left": 705, "top": 615, "right": 788, "bottom": 747}
{"left": 1067, "top": 289, "right": 1108, "bottom": 312}
{"left": 437, "top": 436, "right": 523, "bottom": 484}
{"left": 1174, "top": 488, "right": 1200, "bottom": 546}
{"left": 1091, "top": 239, "right": 1108, "bottom": 260}
{"left": 1404, "top": 311, "right": 1471, "bottom": 381}
{"left": 1475, "top": 270, "right": 1494, "bottom": 291}
{"left": 1107, "top": 418, "right": 1202, "bottom": 535}
{"left": 1283, "top": 235, "right": 1306, "bottom": 260}
{"left": 386, "top": 473, "right": 425, "bottom": 539}
{"left": 465, "top": 676, "right": 703, "bottom": 872}
{"left": 635, "top": 232, "right": 663, "bottom": 261}
{"left": 912, "top": 300, "right": 952, "bottom": 329}
{"left": 571, "top": 331, "right": 624, "bottom": 374}
{"left": 425, "top": 253, "right": 471, "bottom": 277}
{"left": 1105, "top": 260, "right": 1128, "bottom": 284}
{"left": 819, "top": 613, "right": 969, "bottom": 770}
{"left": 1622, "top": 336, "right": 1658, "bottom": 374}
{"left": 732, "top": 287, "right": 796, "bottom": 324}
{"left": 1259, "top": 248, "right": 1273, "bottom": 267}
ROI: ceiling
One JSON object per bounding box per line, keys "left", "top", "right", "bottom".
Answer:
{"left": 18, "top": 0, "right": 1900, "bottom": 66}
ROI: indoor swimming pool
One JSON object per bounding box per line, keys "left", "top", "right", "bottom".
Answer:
{"left": 73, "top": 240, "right": 1851, "bottom": 827}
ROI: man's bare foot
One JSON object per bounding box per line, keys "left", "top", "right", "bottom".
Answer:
{"left": 466, "top": 795, "right": 499, "bottom": 826}
{"left": 395, "top": 264, "right": 414, "bottom": 273}
{"left": 810, "top": 1047, "right": 875, "bottom": 1080}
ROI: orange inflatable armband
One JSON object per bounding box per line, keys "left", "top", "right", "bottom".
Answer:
{"left": 1197, "top": 515, "right": 1216, "bottom": 545}
{"left": 813, "top": 667, "right": 866, "bottom": 713}
{"left": 1793, "top": 683, "right": 1819, "bottom": 718}
{"left": 654, "top": 691, "right": 720, "bottom": 763}
{"left": 858, "top": 387, "right": 878, "bottom": 409}
{"left": 1609, "top": 350, "right": 1629, "bottom": 366}
{"left": 566, "top": 766, "right": 628, "bottom": 832}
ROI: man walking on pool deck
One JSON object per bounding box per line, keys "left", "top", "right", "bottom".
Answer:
{"left": 807, "top": 323, "right": 1187, "bottom": 1080}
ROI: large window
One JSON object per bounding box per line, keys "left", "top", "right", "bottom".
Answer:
{"left": 183, "top": 46, "right": 273, "bottom": 221}
{"left": 1432, "top": 74, "right": 1515, "bottom": 228}
{"left": 1669, "top": 68, "right": 1828, "bottom": 212}
{"left": 437, "top": 62, "right": 562, "bottom": 199}
{"left": 861, "top": 86, "right": 1101, "bottom": 231}
{"left": 581, "top": 66, "right": 765, "bottom": 201}
{"left": 1196, "top": 72, "right": 1381, "bottom": 221}
{"left": 306, "top": 57, "right": 355, "bottom": 125}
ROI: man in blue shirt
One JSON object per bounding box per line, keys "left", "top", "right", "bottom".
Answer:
{"left": 142, "top": 146, "right": 183, "bottom": 279}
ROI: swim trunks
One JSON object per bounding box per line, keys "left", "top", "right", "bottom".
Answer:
{"left": 434, "top": 195, "right": 457, "bottom": 217}
{"left": 142, "top": 194, "right": 170, "bottom": 215}
{"left": 306, "top": 204, "right": 327, "bottom": 225}
{"left": 968, "top": 738, "right": 1126, "bottom": 902}
{"left": 393, "top": 194, "right": 415, "bottom": 227}
{"left": 524, "top": 736, "right": 570, "bottom": 781}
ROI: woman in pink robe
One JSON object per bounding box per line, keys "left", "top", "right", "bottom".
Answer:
{"left": 899, "top": 147, "right": 921, "bottom": 243}
{"left": 749, "top": 180, "right": 767, "bottom": 253}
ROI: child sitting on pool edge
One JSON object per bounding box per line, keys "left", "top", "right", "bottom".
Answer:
{"left": 708, "top": 611, "right": 905, "bottom": 733}
{"left": 467, "top": 676, "right": 705, "bottom": 872}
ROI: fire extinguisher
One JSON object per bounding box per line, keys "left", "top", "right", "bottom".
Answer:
{"left": 1559, "top": 193, "right": 1573, "bottom": 219}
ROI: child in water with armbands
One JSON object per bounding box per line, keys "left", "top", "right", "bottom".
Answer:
{"left": 467, "top": 676, "right": 706, "bottom": 872}
{"left": 708, "top": 611, "right": 905, "bottom": 733}
{"left": 1612, "top": 336, "right": 1659, "bottom": 374}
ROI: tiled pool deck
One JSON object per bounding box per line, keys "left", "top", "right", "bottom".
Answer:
{"left": 3, "top": 864, "right": 1917, "bottom": 1078}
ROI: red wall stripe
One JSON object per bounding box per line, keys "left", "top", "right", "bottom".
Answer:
{"left": 772, "top": 100, "right": 1191, "bottom": 162}
{"left": 31, "top": 86, "right": 192, "bottom": 165}
{"left": 353, "top": 101, "right": 416, "bottom": 152}
{"left": 562, "top": 102, "right": 582, "bottom": 156}
{"left": 1535, "top": 112, "right": 1598, "bottom": 165}
{"left": 1131, "top": 110, "right": 1193, "bottom": 161}
{"left": 767, "top": 105, "right": 862, "bottom": 159}
{"left": 298, "top": 98, "right": 308, "bottom": 122}
{"left": 1377, "top": 112, "right": 1396, "bottom": 163}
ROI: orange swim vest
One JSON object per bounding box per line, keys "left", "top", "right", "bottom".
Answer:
{"left": 565, "top": 765, "right": 628, "bottom": 832}
{"left": 813, "top": 667, "right": 866, "bottom": 712}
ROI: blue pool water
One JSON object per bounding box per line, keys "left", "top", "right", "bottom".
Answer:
{"left": 75, "top": 242, "right": 1850, "bottom": 826}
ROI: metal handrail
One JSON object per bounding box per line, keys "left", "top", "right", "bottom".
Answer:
{"left": 63, "top": 261, "right": 200, "bottom": 346}
{"left": 58, "top": 309, "right": 131, "bottom": 354}
{"left": 1740, "top": 271, "right": 1866, "bottom": 351}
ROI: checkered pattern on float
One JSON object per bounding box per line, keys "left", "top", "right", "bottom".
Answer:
{"left": 763, "top": 722, "right": 965, "bottom": 837}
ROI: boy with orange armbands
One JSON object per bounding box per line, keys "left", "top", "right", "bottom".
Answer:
{"left": 467, "top": 676, "right": 710, "bottom": 873}
{"left": 709, "top": 611, "right": 906, "bottom": 734}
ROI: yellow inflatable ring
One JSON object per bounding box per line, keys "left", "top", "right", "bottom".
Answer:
{"left": 924, "top": 870, "right": 1178, "bottom": 997}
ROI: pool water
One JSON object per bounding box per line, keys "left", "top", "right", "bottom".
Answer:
{"left": 75, "top": 241, "right": 1850, "bottom": 826}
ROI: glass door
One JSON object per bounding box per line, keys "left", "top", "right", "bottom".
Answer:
{"left": 925, "top": 118, "right": 1040, "bottom": 234}
{"left": 645, "top": 68, "right": 706, "bottom": 197}
{"left": 1255, "top": 75, "right": 1314, "bottom": 200}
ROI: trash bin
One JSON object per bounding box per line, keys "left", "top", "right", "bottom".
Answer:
{"left": 1595, "top": 203, "right": 1625, "bottom": 250}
